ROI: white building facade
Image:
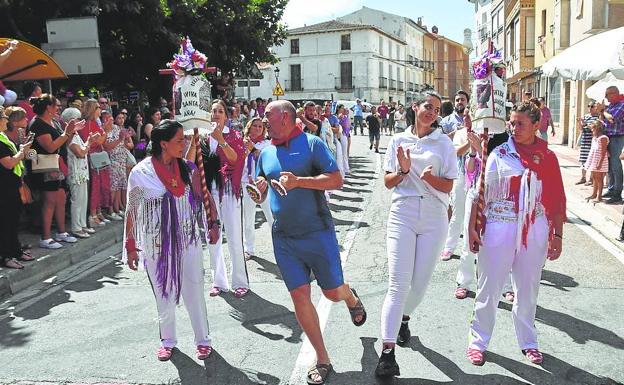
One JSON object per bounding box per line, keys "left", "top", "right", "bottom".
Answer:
{"left": 265, "top": 20, "right": 407, "bottom": 104}
{"left": 338, "top": 6, "right": 430, "bottom": 103}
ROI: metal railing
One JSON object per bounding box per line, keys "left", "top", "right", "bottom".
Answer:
{"left": 285, "top": 79, "right": 303, "bottom": 91}
{"left": 379, "top": 77, "right": 388, "bottom": 89}
{"left": 335, "top": 76, "right": 355, "bottom": 91}
{"left": 390, "top": 79, "right": 396, "bottom": 90}
{"left": 398, "top": 81, "right": 404, "bottom": 91}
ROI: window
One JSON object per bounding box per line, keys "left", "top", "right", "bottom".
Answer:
{"left": 541, "top": 9, "right": 547, "bottom": 36}
{"left": 290, "top": 64, "right": 302, "bottom": 91}
{"left": 250, "top": 80, "right": 260, "bottom": 87}
{"left": 379, "top": 36, "right": 384, "bottom": 55}
{"left": 396, "top": 44, "right": 400, "bottom": 60}
{"left": 290, "top": 39, "right": 299, "bottom": 54}
{"left": 339, "top": 62, "right": 353, "bottom": 89}
{"left": 387, "top": 40, "right": 391, "bottom": 57}
{"left": 341, "top": 34, "right": 351, "bottom": 50}
{"left": 525, "top": 16, "right": 535, "bottom": 56}
{"left": 379, "top": 61, "right": 384, "bottom": 77}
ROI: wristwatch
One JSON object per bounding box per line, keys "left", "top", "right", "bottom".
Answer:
{"left": 218, "top": 142, "right": 229, "bottom": 148}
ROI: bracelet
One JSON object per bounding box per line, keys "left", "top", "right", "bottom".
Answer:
{"left": 554, "top": 233, "right": 563, "bottom": 240}
{"left": 397, "top": 168, "right": 410, "bottom": 176}
{"left": 218, "top": 142, "right": 229, "bottom": 148}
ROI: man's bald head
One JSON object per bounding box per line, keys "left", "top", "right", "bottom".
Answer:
{"left": 606, "top": 86, "right": 620, "bottom": 104}
{"left": 267, "top": 100, "right": 296, "bottom": 124}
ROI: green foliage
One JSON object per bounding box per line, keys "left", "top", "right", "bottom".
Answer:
{"left": 0, "top": 0, "right": 287, "bottom": 101}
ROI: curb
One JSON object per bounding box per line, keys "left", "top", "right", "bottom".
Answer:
{"left": 0, "top": 223, "right": 123, "bottom": 300}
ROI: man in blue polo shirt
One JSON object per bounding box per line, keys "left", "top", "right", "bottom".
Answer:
{"left": 255, "top": 100, "right": 366, "bottom": 385}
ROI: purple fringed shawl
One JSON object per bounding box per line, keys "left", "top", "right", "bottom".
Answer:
{"left": 155, "top": 165, "right": 204, "bottom": 303}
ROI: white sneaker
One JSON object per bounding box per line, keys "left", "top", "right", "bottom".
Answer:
{"left": 100, "top": 217, "right": 111, "bottom": 223}
{"left": 40, "top": 238, "right": 63, "bottom": 249}
{"left": 73, "top": 231, "right": 90, "bottom": 239}
{"left": 83, "top": 227, "right": 96, "bottom": 234}
{"left": 109, "top": 213, "right": 123, "bottom": 221}
{"left": 116, "top": 211, "right": 125, "bottom": 218}
{"left": 55, "top": 232, "right": 78, "bottom": 243}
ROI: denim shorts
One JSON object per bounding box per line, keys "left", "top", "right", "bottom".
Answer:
{"left": 272, "top": 229, "right": 344, "bottom": 291}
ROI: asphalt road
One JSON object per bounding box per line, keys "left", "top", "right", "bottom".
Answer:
{"left": 1, "top": 134, "right": 623, "bottom": 385}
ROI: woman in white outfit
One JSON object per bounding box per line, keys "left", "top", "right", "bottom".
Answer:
{"left": 242, "top": 117, "right": 273, "bottom": 260}
{"left": 453, "top": 129, "right": 514, "bottom": 301}
{"left": 375, "top": 93, "right": 458, "bottom": 378}
{"left": 124, "top": 119, "right": 212, "bottom": 362}
{"left": 187, "top": 99, "right": 249, "bottom": 298}
{"left": 466, "top": 101, "right": 565, "bottom": 366}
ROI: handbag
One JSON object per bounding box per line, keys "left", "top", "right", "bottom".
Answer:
{"left": 89, "top": 151, "right": 111, "bottom": 170}
{"left": 126, "top": 148, "right": 137, "bottom": 167}
{"left": 31, "top": 154, "right": 60, "bottom": 174}
{"left": 19, "top": 181, "right": 33, "bottom": 204}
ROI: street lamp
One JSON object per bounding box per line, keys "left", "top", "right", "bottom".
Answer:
{"left": 274, "top": 66, "right": 280, "bottom": 100}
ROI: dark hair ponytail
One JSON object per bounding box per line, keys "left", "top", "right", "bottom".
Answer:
{"left": 30, "top": 94, "right": 56, "bottom": 116}
{"left": 150, "top": 119, "right": 191, "bottom": 186}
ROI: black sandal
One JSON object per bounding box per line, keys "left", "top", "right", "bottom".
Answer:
{"left": 306, "top": 363, "right": 333, "bottom": 385}
{"left": 348, "top": 289, "right": 367, "bottom": 327}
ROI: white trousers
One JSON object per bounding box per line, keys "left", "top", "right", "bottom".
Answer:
{"left": 69, "top": 182, "right": 88, "bottom": 233}
{"left": 456, "top": 196, "right": 513, "bottom": 293}
{"left": 381, "top": 196, "right": 448, "bottom": 343}
{"left": 468, "top": 216, "right": 549, "bottom": 351}
{"left": 242, "top": 183, "right": 274, "bottom": 255}
{"left": 334, "top": 137, "right": 345, "bottom": 176}
{"left": 444, "top": 171, "right": 466, "bottom": 253}
{"left": 145, "top": 243, "right": 211, "bottom": 348}
{"left": 339, "top": 134, "right": 350, "bottom": 174}
{"left": 209, "top": 190, "right": 249, "bottom": 290}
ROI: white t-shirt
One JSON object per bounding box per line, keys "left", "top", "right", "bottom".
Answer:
{"left": 242, "top": 138, "right": 271, "bottom": 183}
{"left": 394, "top": 110, "right": 407, "bottom": 129}
{"left": 67, "top": 134, "right": 90, "bottom": 185}
{"left": 384, "top": 128, "right": 458, "bottom": 206}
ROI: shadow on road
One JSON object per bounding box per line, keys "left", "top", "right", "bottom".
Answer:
{"left": 325, "top": 336, "right": 621, "bottom": 385}
{"left": 222, "top": 290, "right": 303, "bottom": 344}
{"left": 497, "top": 302, "right": 624, "bottom": 350}
{"left": 329, "top": 202, "right": 363, "bottom": 213}
{"left": 170, "top": 348, "right": 280, "bottom": 385}
{"left": 0, "top": 259, "right": 124, "bottom": 348}
{"left": 540, "top": 269, "right": 579, "bottom": 292}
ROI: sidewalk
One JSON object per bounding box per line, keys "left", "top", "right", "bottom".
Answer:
{"left": 0, "top": 221, "right": 123, "bottom": 299}
{"left": 550, "top": 143, "right": 624, "bottom": 249}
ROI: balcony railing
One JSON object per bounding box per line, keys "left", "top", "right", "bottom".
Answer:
{"left": 398, "top": 81, "right": 404, "bottom": 91}
{"left": 379, "top": 76, "right": 388, "bottom": 89}
{"left": 408, "top": 82, "right": 415, "bottom": 91}
{"left": 285, "top": 79, "right": 303, "bottom": 92}
{"left": 390, "top": 79, "right": 396, "bottom": 90}
{"left": 335, "top": 76, "right": 355, "bottom": 91}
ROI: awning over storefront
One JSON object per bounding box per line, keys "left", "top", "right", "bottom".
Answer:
{"left": 542, "top": 27, "right": 624, "bottom": 80}
{"left": 0, "top": 38, "right": 67, "bottom": 81}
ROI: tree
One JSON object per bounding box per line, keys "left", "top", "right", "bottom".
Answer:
{"left": 0, "top": 0, "right": 287, "bottom": 102}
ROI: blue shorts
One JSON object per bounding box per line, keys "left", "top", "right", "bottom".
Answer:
{"left": 272, "top": 229, "right": 344, "bottom": 291}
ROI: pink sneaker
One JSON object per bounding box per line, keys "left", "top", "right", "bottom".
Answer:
{"left": 196, "top": 345, "right": 212, "bottom": 360}
{"left": 440, "top": 250, "right": 453, "bottom": 261}
{"left": 523, "top": 348, "right": 543, "bottom": 364}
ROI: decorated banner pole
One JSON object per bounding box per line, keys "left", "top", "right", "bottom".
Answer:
{"left": 470, "top": 40, "right": 506, "bottom": 251}
{"left": 163, "top": 36, "right": 220, "bottom": 243}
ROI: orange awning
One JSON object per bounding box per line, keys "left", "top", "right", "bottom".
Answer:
{"left": 0, "top": 38, "right": 67, "bottom": 81}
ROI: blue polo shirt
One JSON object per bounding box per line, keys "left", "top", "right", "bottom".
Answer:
{"left": 256, "top": 132, "right": 339, "bottom": 237}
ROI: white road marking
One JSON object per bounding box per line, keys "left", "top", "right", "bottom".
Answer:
{"left": 287, "top": 153, "right": 382, "bottom": 385}
{"left": 567, "top": 211, "right": 624, "bottom": 266}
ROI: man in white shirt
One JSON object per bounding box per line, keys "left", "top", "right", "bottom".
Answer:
{"left": 440, "top": 90, "right": 471, "bottom": 261}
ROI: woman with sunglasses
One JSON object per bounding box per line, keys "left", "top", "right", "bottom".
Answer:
{"left": 375, "top": 92, "right": 458, "bottom": 378}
